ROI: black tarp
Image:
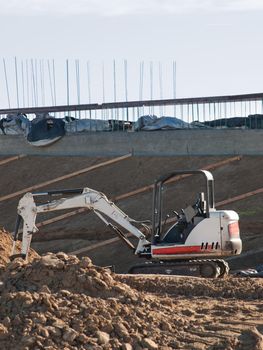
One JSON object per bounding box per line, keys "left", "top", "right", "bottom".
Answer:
{"left": 27, "top": 117, "right": 65, "bottom": 146}
{"left": 203, "top": 114, "right": 263, "bottom": 129}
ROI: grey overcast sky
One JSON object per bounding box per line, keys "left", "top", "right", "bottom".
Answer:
{"left": 0, "top": 0, "right": 262, "bottom": 106}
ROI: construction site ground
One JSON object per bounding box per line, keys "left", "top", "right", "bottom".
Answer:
{"left": 0, "top": 154, "right": 263, "bottom": 349}
{"left": 1, "top": 232, "right": 263, "bottom": 350}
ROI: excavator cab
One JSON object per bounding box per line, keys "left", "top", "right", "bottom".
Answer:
{"left": 152, "top": 170, "right": 215, "bottom": 246}
{"left": 128, "top": 169, "right": 241, "bottom": 277}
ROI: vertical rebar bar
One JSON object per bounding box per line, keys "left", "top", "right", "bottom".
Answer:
{"left": 150, "top": 61, "right": 153, "bottom": 115}
{"left": 213, "top": 102, "right": 216, "bottom": 127}
{"left": 48, "top": 60, "right": 54, "bottom": 105}
{"left": 14, "top": 57, "right": 20, "bottom": 108}
{"left": 52, "top": 59, "right": 57, "bottom": 106}
{"left": 124, "top": 59, "right": 128, "bottom": 121}
{"left": 3, "top": 58, "right": 11, "bottom": 108}
{"left": 113, "top": 59, "right": 117, "bottom": 120}
{"left": 87, "top": 61, "right": 92, "bottom": 121}
{"left": 21, "top": 60, "right": 25, "bottom": 108}
{"left": 180, "top": 104, "right": 184, "bottom": 126}
{"left": 139, "top": 61, "right": 144, "bottom": 116}
{"left": 102, "top": 61, "right": 105, "bottom": 120}
{"left": 66, "top": 59, "right": 70, "bottom": 106}
{"left": 173, "top": 61, "right": 176, "bottom": 117}
{"left": 158, "top": 61, "right": 163, "bottom": 116}
{"left": 34, "top": 59, "right": 38, "bottom": 107}
{"left": 26, "top": 59, "right": 29, "bottom": 107}
{"left": 191, "top": 103, "right": 194, "bottom": 123}
{"left": 39, "top": 60, "right": 45, "bottom": 106}
{"left": 31, "top": 59, "right": 37, "bottom": 107}
{"left": 75, "top": 59, "right": 81, "bottom": 118}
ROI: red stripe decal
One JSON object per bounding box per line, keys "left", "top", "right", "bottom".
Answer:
{"left": 152, "top": 245, "right": 205, "bottom": 255}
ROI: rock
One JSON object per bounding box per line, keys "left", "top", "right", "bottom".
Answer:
{"left": 141, "top": 338, "right": 158, "bottom": 350}
{"left": 52, "top": 318, "right": 66, "bottom": 329}
{"left": 41, "top": 294, "right": 52, "bottom": 308}
{"left": 2, "top": 316, "right": 11, "bottom": 327}
{"left": 40, "top": 255, "right": 64, "bottom": 269}
{"left": 96, "top": 330, "right": 110, "bottom": 345}
{"left": 0, "top": 324, "right": 8, "bottom": 339}
{"left": 102, "top": 272, "right": 114, "bottom": 285}
{"left": 62, "top": 327, "right": 78, "bottom": 343}
{"left": 80, "top": 257, "right": 92, "bottom": 268}
{"left": 113, "top": 322, "right": 130, "bottom": 338}
{"left": 56, "top": 252, "right": 69, "bottom": 260}
{"left": 110, "top": 338, "right": 122, "bottom": 348}
{"left": 38, "top": 325, "right": 49, "bottom": 338}
{"left": 60, "top": 289, "right": 72, "bottom": 297}
{"left": 77, "top": 333, "right": 90, "bottom": 343}
{"left": 32, "top": 314, "right": 47, "bottom": 324}
{"left": 160, "top": 320, "right": 172, "bottom": 332}
{"left": 7, "top": 258, "right": 26, "bottom": 270}
{"left": 67, "top": 255, "right": 79, "bottom": 264}
{"left": 46, "top": 325, "right": 62, "bottom": 338}
{"left": 39, "top": 285, "right": 51, "bottom": 294}
{"left": 21, "top": 335, "right": 36, "bottom": 346}
{"left": 134, "top": 345, "right": 144, "bottom": 350}
{"left": 101, "top": 321, "right": 113, "bottom": 334}
{"left": 93, "top": 277, "right": 108, "bottom": 290}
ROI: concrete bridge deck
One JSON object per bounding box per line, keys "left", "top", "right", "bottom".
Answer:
{"left": 0, "top": 129, "right": 263, "bottom": 156}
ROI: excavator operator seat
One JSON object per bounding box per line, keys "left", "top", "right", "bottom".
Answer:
{"left": 160, "top": 192, "right": 207, "bottom": 245}
{"left": 194, "top": 192, "right": 206, "bottom": 216}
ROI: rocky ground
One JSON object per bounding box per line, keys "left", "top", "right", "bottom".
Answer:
{"left": 1, "top": 230, "right": 263, "bottom": 350}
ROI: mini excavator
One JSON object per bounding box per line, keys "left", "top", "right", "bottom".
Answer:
{"left": 11, "top": 170, "right": 242, "bottom": 278}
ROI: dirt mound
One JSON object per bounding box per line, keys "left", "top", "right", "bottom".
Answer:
{"left": 0, "top": 229, "right": 39, "bottom": 277}
{"left": 3, "top": 252, "right": 135, "bottom": 299}
{"left": 0, "top": 253, "right": 155, "bottom": 350}
{"left": 1, "top": 253, "right": 263, "bottom": 350}
{"left": 118, "top": 274, "right": 263, "bottom": 300}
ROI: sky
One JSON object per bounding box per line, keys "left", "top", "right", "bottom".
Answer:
{"left": 0, "top": 0, "right": 263, "bottom": 109}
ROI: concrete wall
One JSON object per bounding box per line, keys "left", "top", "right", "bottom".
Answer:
{"left": 0, "top": 129, "right": 263, "bottom": 156}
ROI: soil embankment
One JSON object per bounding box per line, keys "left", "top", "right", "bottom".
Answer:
{"left": 0, "top": 241, "right": 263, "bottom": 350}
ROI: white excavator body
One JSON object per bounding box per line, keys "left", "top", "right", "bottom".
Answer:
{"left": 151, "top": 210, "right": 241, "bottom": 259}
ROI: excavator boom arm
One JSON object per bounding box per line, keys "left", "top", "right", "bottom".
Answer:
{"left": 11, "top": 187, "right": 150, "bottom": 259}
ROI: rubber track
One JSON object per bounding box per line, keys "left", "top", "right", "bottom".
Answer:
{"left": 129, "top": 259, "right": 229, "bottom": 278}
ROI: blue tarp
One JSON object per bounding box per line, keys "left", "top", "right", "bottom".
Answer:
{"left": 0, "top": 114, "right": 30, "bottom": 135}
{"left": 64, "top": 117, "right": 111, "bottom": 132}
{"left": 134, "top": 115, "right": 190, "bottom": 131}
